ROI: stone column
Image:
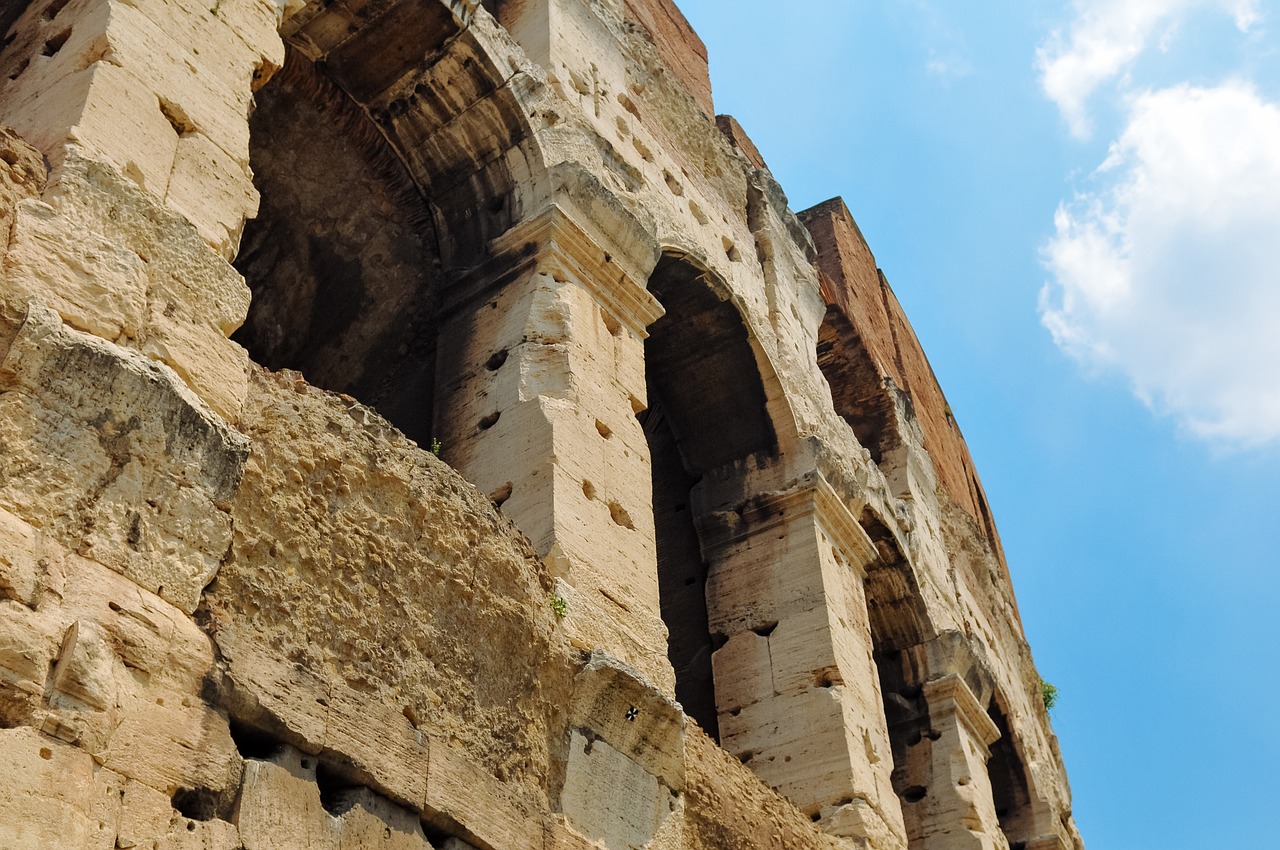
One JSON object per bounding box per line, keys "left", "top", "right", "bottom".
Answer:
{"left": 703, "top": 472, "right": 907, "bottom": 850}
{"left": 897, "top": 675, "right": 1008, "bottom": 850}
{"left": 0, "top": 0, "right": 284, "bottom": 421}
{"left": 434, "top": 204, "right": 673, "bottom": 690}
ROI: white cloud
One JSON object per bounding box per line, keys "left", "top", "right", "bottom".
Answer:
{"left": 1040, "top": 82, "right": 1280, "bottom": 447}
{"left": 902, "top": 0, "right": 972, "bottom": 81}
{"left": 1037, "top": 0, "right": 1263, "bottom": 138}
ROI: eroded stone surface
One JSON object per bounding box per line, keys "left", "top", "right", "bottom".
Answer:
{"left": 0, "top": 0, "right": 1083, "bottom": 847}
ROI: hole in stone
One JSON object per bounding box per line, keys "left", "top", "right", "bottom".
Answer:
{"left": 39, "top": 747, "right": 52, "bottom": 760}
{"left": 316, "top": 763, "right": 359, "bottom": 816}
{"left": 689, "top": 200, "right": 708, "bottom": 225}
{"left": 903, "top": 786, "right": 927, "bottom": 803}
{"left": 581, "top": 480, "right": 596, "bottom": 501}
{"left": 722, "top": 237, "right": 740, "bottom": 262}
{"left": 607, "top": 500, "right": 634, "bottom": 530}
{"left": 751, "top": 621, "right": 777, "bottom": 638}
{"left": 485, "top": 349, "right": 508, "bottom": 371}
{"left": 809, "top": 811, "right": 821, "bottom": 823}
{"left": 489, "top": 481, "right": 512, "bottom": 508}
{"left": 171, "top": 787, "right": 218, "bottom": 822}
{"left": 419, "top": 820, "right": 454, "bottom": 846}
{"left": 300, "top": 758, "right": 312, "bottom": 770}
{"left": 41, "top": 28, "right": 70, "bottom": 56}
{"left": 477, "top": 411, "right": 500, "bottom": 431}
{"left": 594, "top": 419, "right": 612, "bottom": 439}
{"left": 737, "top": 751, "right": 753, "bottom": 765}
{"left": 662, "top": 170, "right": 683, "bottom": 196}
{"left": 710, "top": 632, "right": 728, "bottom": 651}
{"left": 228, "top": 720, "right": 285, "bottom": 761}
{"left": 8, "top": 57, "right": 28, "bottom": 80}
{"left": 43, "top": 0, "right": 72, "bottom": 19}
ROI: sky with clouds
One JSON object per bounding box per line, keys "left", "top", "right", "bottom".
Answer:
{"left": 677, "top": 0, "right": 1280, "bottom": 846}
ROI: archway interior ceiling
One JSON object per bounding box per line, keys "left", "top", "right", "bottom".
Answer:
{"left": 645, "top": 256, "right": 777, "bottom": 475}
{"left": 233, "top": 49, "right": 441, "bottom": 445}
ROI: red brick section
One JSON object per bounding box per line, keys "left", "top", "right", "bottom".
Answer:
{"left": 623, "top": 0, "right": 713, "bottom": 116}
{"left": 715, "top": 115, "right": 768, "bottom": 172}
{"left": 799, "top": 197, "right": 1015, "bottom": 593}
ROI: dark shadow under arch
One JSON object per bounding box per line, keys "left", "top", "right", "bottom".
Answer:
{"left": 639, "top": 252, "right": 779, "bottom": 741}
{"left": 233, "top": 50, "right": 442, "bottom": 445}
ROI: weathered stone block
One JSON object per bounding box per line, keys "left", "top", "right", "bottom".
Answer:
{"left": 0, "top": 303, "right": 248, "bottom": 612}
{"left": 3, "top": 198, "right": 148, "bottom": 340}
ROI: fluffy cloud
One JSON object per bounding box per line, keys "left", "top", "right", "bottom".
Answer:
{"left": 1040, "top": 82, "right": 1280, "bottom": 447}
{"left": 1037, "top": 0, "right": 1261, "bottom": 138}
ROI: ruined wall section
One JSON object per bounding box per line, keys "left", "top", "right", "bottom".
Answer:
{"left": 799, "top": 199, "right": 1079, "bottom": 848}
{"left": 0, "top": 0, "right": 1084, "bottom": 846}
{"left": 799, "top": 198, "right": 1006, "bottom": 571}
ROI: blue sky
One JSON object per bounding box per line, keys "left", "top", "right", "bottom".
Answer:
{"left": 676, "top": 1, "right": 1280, "bottom": 847}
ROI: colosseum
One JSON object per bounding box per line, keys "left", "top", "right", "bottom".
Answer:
{"left": 0, "top": 0, "right": 1083, "bottom": 848}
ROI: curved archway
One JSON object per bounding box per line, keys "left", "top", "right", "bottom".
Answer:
{"left": 639, "top": 251, "right": 780, "bottom": 739}
{"left": 233, "top": 1, "right": 543, "bottom": 446}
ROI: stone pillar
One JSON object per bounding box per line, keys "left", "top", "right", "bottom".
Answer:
{"left": 0, "top": 0, "right": 282, "bottom": 258}
{"left": 897, "top": 675, "right": 1008, "bottom": 850}
{"left": 703, "top": 473, "right": 907, "bottom": 850}
{"left": 0, "top": 0, "right": 284, "bottom": 421}
{"left": 434, "top": 205, "right": 672, "bottom": 690}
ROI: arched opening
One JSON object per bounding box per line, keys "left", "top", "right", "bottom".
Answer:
{"left": 232, "top": 0, "right": 536, "bottom": 450}
{"left": 233, "top": 50, "right": 442, "bottom": 444}
{"left": 859, "top": 510, "right": 936, "bottom": 843}
{"left": 639, "top": 252, "right": 779, "bottom": 741}
{"left": 816, "top": 307, "right": 900, "bottom": 466}
{"left": 987, "top": 697, "right": 1037, "bottom": 848}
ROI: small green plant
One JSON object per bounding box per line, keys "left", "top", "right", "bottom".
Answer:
{"left": 1040, "top": 678, "right": 1059, "bottom": 712}
{"left": 550, "top": 592, "right": 568, "bottom": 620}
{"left": 430, "top": 438, "right": 442, "bottom": 457}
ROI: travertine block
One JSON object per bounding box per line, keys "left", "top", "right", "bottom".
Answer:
{"left": 718, "top": 685, "right": 853, "bottom": 807}
{"left": 156, "top": 819, "right": 243, "bottom": 850}
{"left": 322, "top": 685, "right": 430, "bottom": 810}
{"left": 0, "top": 304, "right": 247, "bottom": 612}
{"left": 0, "top": 728, "right": 122, "bottom": 850}
{"left": 0, "top": 505, "right": 45, "bottom": 607}
{"left": 561, "top": 731, "right": 673, "bottom": 850}
{"left": 234, "top": 749, "right": 336, "bottom": 849}
{"left": 104, "top": 682, "right": 242, "bottom": 798}
{"left": 165, "top": 131, "right": 258, "bottom": 258}
{"left": 709, "top": 631, "right": 772, "bottom": 713}
{"left": 425, "top": 740, "right": 544, "bottom": 850}
{"left": 48, "top": 619, "right": 118, "bottom": 711}
{"left": 72, "top": 61, "right": 183, "bottom": 194}
{"left": 4, "top": 199, "right": 147, "bottom": 339}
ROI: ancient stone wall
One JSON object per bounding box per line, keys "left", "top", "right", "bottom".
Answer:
{"left": 0, "top": 1, "right": 1082, "bottom": 849}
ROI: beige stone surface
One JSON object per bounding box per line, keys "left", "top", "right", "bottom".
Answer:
{"left": 0, "top": 303, "right": 246, "bottom": 613}
{"left": 0, "top": 0, "right": 1084, "bottom": 847}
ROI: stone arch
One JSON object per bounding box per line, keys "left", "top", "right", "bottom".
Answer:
{"left": 232, "top": 0, "right": 544, "bottom": 445}
{"left": 816, "top": 305, "right": 901, "bottom": 467}
{"left": 638, "top": 249, "right": 781, "bottom": 740}
{"left": 987, "top": 694, "right": 1039, "bottom": 847}
{"left": 859, "top": 511, "right": 935, "bottom": 814}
